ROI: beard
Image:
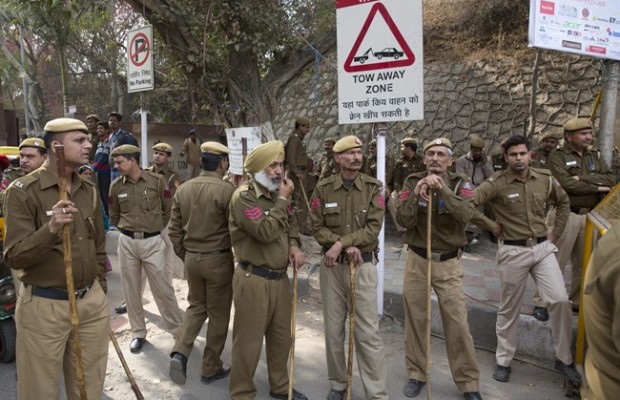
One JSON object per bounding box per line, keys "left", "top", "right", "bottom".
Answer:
{"left": 254, "top": 170, "right": 281, "bottom": 192}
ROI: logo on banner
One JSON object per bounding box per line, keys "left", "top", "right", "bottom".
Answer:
{"left": 343, "top": 2, "right": 415, "bottom": 73}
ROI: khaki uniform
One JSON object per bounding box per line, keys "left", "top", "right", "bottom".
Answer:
{"left": 396, "top": 171, "right": 481, "bottom": 392}
{"left": 285, "top": 131, "right": 312, "bottom": 233}
{"left": 310, "top": 173, "right": 388, "bottom": 399}
{"left": 228, "top": 180, "right": 300, "bottom": 400}
{"left": 317, "top": 152, "right": 339, "bottom": 181}
{"left": 109, "top": 170, "right": 183, "bottom": 339}
{"left": 547, "top": 144, "right": 616, "bottom": 304}
{"left": 472, "top": 168, "right": 574, "bottom": 367}
{"left": 168, "top": 171, "right": 235, "bottom": 377}
{"left": 583, "top": 220, "right": 620, "bottom": 400}
{"left": 147, "top": 164, "right": 183, "bottom": 281}
{"left": 393, "top": 154, "right": 423, "bottom": 192}
{"left": 182, "top": 138, "right": 202, "bottom": 180}
{"left": 3, "top": 162, "right": 109, "bottom": 400}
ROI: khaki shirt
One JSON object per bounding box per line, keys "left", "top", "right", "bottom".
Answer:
{"left": 317, "top": 153, "right": 339, "bottom": 181}
{"left": 363, "top": 154, "right": 395, "bottom": 189}
{"left": 229, "top": 180, "right": 300, "bottom": 270}
{"left": 310, "top": 173, "right": 384, "bottom": 252}
{"left": 109, "top": 170, "right": 171, "bottom": 232}
{"left": 583, "top": 220, "right": 620, "bottom": 399}
{"left": 396, "top": 172, "right": 480, "bottom": 251}
{"left": 285, "top": 132, "right": 309, "bottom": 176}
{"left": 393, "top": 154, "right": 423, "bottom": 192}
{"left": 182, "top": 138, "right": 201, "bottom": 166}
{"left": 472, "top": 167, "right": 570, "bottom": 240}
{"left": 168, "top": 171, "right": 235, "bottom": 260}
{"left": 547, "top": 143, "right": 616, "bottom": 209}
{"left": 147, "top": 164, "right": 182, "bottom": 198}
{"left": 2, "top": 162, "right": 107, "bottom": 291}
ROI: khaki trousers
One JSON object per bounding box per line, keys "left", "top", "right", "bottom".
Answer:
{"left": 161, "top": 226, "right": 184, "bottom": 280}
{"left": 496, "top": 241, "right": 573, "bottom": 367}
{"left": 16, "top": 280, "right": 109, "bottom": 400}
{"left": 118, "top": 234, "right": 183, "bottom": 338}
{"left": 533, "top": 212, "right": 586, "bottom": 307}
{"left": 172, "top": 251, "right": 233, "bottom": 376}
{"left": 229, "top": 265, "right": 291, "bottom": 400}
{"left": 403, "top": 251, "right": 480, "bottom": 393}
{"left": 320, "top": 261, "right": 388, "bottom": 400}
{"left": 186, "top": 164, "right": 200, "bottom": 180}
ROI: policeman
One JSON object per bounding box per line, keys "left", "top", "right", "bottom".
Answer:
{"left": 114, "top": 142, "right": 184, "bottom": 314}
{"left": 148, "top": 142, "right": 183, "bottom": 281}
{"left": 455, "top": 135, "right": 494, "bottom": 187}
{"left": 363, "top": 138, "right": 394, "bottom": 189}
{"left": 471, "top": 135, "right": 580, "bottom": 387}
{"left": 317, "top": 136, "right": 339, "bottom": 181}
{"left": 168, "top": 141, "right": 234, "bottom": 385}
{"left": 396, "top": 138, "right": 483, "bottom": 400}
{"left": 109, "top": 144, "right": 183, "bottom": 353}
{"left": 490, "top": 137, "right": 509, "bottom": 172}
{"left": 3, "top": 118, "right": 109, "bottom": 399}
{"left": 393, "top": 137, "right": 424, "bottom": 193}
{"left": 85, "top": 113, "right": 100, "bottom": 162}
{"left": 228, "top": 141, "right": 307, "bottom": 400}
{"left": 547, "top": 118, "right": 616, "bottom": 309}
{"left": 285, "top": 116, "right": 313, "bottom": 235}
{"left": 180, "top": 129, "right": 202, "bottom": 180}
{"left": 534, "top": 132, "right": 559, "bottom": 168}
{"left": 310, "top": 135, "right": 388, "bottom": 400}
{"left": 583, "top": 220, "right": 620, "bottom": 399}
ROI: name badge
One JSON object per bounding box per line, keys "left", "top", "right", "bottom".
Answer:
{"left": 118, "top": 193, "right": 128, "bottom": 199}
{"left": 566, "top": 160, "right": 577, "bottom": 167}
{"left": 507, "top": 193, "right": 519, "bottom": 199}
{"left": 325, "top": 202, "right": 338, "bottom": 208}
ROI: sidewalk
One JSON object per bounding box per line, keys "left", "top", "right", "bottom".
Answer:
{"left": 107, "top": 229, "right": 577, "bottom": 368}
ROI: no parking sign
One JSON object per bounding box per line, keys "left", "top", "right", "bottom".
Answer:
{"left": 127, "top": 26, "right": 154, "bottom": 93}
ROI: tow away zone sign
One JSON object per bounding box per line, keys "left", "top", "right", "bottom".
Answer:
{"left": 127, "top": 25, "right": 154, "bottom": 93}
{"left": 337, "top": 0, "right": 424, "bottom": 124}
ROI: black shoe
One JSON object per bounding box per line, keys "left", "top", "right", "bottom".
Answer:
{"left": 169, "top": 353, "right": 187, "bottom": 385}
{"left": 532, "top": 307, "right": 549, "bottom": 322}
{"left": 404, "top": 379, "right": 426, "bottom": 397}
{"left": 270, "top": 389, "right": 308, "bottom": 400}
{"left": 464, "top": 392, "right": 483, "bottom": 400}
{"left": 200, "top": 366, "right": 230, "bottom": 384}
{"left": 554, "top": 359, "right": 582, "bottom": 383}
{"left": 326, "top": 388, "right": 346, "bottom": 400}
{"left": 129, "top": 337, "right": 146, "bottom": 353}
{"left": 492, "top": 365, "right": 511, "bottom": 382}
{"left": 115, "top": 302, "right": 127, "bottom": 314}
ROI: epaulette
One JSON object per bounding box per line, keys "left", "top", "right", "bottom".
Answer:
{"left": 359, "top": 173, "right": 382, "bottom": 186}
{"left": 488, "top": 169, "right": 508, "bottom": 182}
{"left": 316, "top": 174, "right": 337, "bottom": 188}
{"left": 529, "top": 167, "right": 552, "bottom": 176}
{"left": 9, "top": 168, "right": 40, "bottom": 190}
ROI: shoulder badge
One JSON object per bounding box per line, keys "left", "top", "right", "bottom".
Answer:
{"left": 14, "top": 180, "right": 23, "bottom": 189}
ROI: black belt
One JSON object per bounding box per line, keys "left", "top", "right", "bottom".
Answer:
{"left": 120, "top": 229, "right": 161, "bottom": 239}
{"left": 27, "top": 283, "right": 93, "bottom": 300}
{"left": 335, "top": 252, "right": 374, "bottom": 264}
{"left": 239, "top": 262, "right": 288, "bottom": 280}
{"left": 503, "top": 236, "right": 547, "bottom": 247}
{"left": 570, "top": 207, "right": 591, "bottom": 215}
{"left": 188, "top": 249, "right": 231, "bottom": 256}
{"left": 409, "top": 245, "right": 460, "bottom": 262}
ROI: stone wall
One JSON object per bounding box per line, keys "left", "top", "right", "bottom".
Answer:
{"left": 273, "top": 52, "right": 602, "bottom": 160}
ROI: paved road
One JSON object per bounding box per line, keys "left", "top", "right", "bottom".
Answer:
{"left": 0, "top": 260, "right": 572, "bottom": 399}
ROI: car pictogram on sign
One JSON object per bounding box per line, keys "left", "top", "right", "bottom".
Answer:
{"left": 374, "top": 48, "right": 404, "bottom": 59}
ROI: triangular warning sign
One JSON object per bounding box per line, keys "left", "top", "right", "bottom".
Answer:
{"left": 343, "top": 2, "right": 415, "bottom": 73}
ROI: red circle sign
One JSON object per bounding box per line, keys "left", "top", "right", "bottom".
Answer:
{"left": 129, "top": 33, "right": 150, "bottom": 67}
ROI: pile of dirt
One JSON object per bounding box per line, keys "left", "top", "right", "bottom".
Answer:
{"left": 424, "top": 0, "right": 531, "bottom": 62}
